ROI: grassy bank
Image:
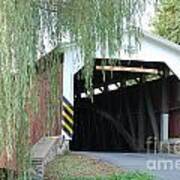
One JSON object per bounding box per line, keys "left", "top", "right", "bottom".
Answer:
{"left": 45, "top": 153, "right": 154, "bottom": 180}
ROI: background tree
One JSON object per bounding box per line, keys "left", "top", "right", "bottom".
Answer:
{"left": 153, "top": 0, "right": 180, "bottom": 44}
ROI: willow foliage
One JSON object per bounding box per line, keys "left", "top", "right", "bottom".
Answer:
{"left": 43, "top": 0, "right": 147, "bottom": 88}
{"left": 153, "top": 0, "right": 180, "bottom": 44}
{"left": 0, "top": 0, "right": 40, "bottom": 178}
{"left": 0, "top": 0, "right": 146, "bottom": 178}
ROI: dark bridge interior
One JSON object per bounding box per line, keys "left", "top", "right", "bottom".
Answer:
{"left": 70, "top": 59, "right": 178, "bottom": 152}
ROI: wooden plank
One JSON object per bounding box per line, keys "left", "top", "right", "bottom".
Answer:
{"left": 138, "top": 77, "right": 145, "bottom": 151}
{"left": 95, "top": 108, "right": 137, "bottom": 151}
{"left": 145, "top": 87, "right": 159, "bottom": 140}
{"left": 123, "top": 81, "right": 136, "bottom": 141}
{"left": 96, "top": 65, "right": 159, "bottom": 74}
{"left": 161, "top": 67, "right": 169, "bottom": 113}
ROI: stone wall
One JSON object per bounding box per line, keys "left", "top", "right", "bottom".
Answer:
{"left": 31, "top": 136, "right": 69, "bottom": 179}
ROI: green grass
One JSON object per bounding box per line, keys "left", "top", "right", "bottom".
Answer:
{"left": 62, "top": 172, "right": 154, "bottom": 180}
{"left": 45, "top": 153, "right": 154, "bottom": 180}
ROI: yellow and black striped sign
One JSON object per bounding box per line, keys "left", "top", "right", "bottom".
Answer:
{"left": 62, "top": 96, "right": 74, "bottom": 139}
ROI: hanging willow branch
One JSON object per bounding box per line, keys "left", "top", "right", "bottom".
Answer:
{"left": 0, "top": 0, "right": 148, "bottom": 178}
{"left": 42, "top": 0, "right": 147, "bottom": 89}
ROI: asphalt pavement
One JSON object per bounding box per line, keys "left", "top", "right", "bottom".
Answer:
{"left": 74, "top": 152, "right": 180, "bottom": 180}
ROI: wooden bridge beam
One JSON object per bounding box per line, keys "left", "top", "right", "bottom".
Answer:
{"left": 96, "top": 65, "right": 159, "bottom": 74}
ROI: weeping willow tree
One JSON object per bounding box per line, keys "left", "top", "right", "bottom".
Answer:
{"left": 0, "top": 0, "right": 147, "bottom": 179}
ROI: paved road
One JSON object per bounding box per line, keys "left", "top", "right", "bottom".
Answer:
{"left": 74, "top": 152, "right": 180, "bottom": 180}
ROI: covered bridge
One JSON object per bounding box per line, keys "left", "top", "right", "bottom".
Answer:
{"left": 59, "top": 31, "right": 180, "bottom": 152}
